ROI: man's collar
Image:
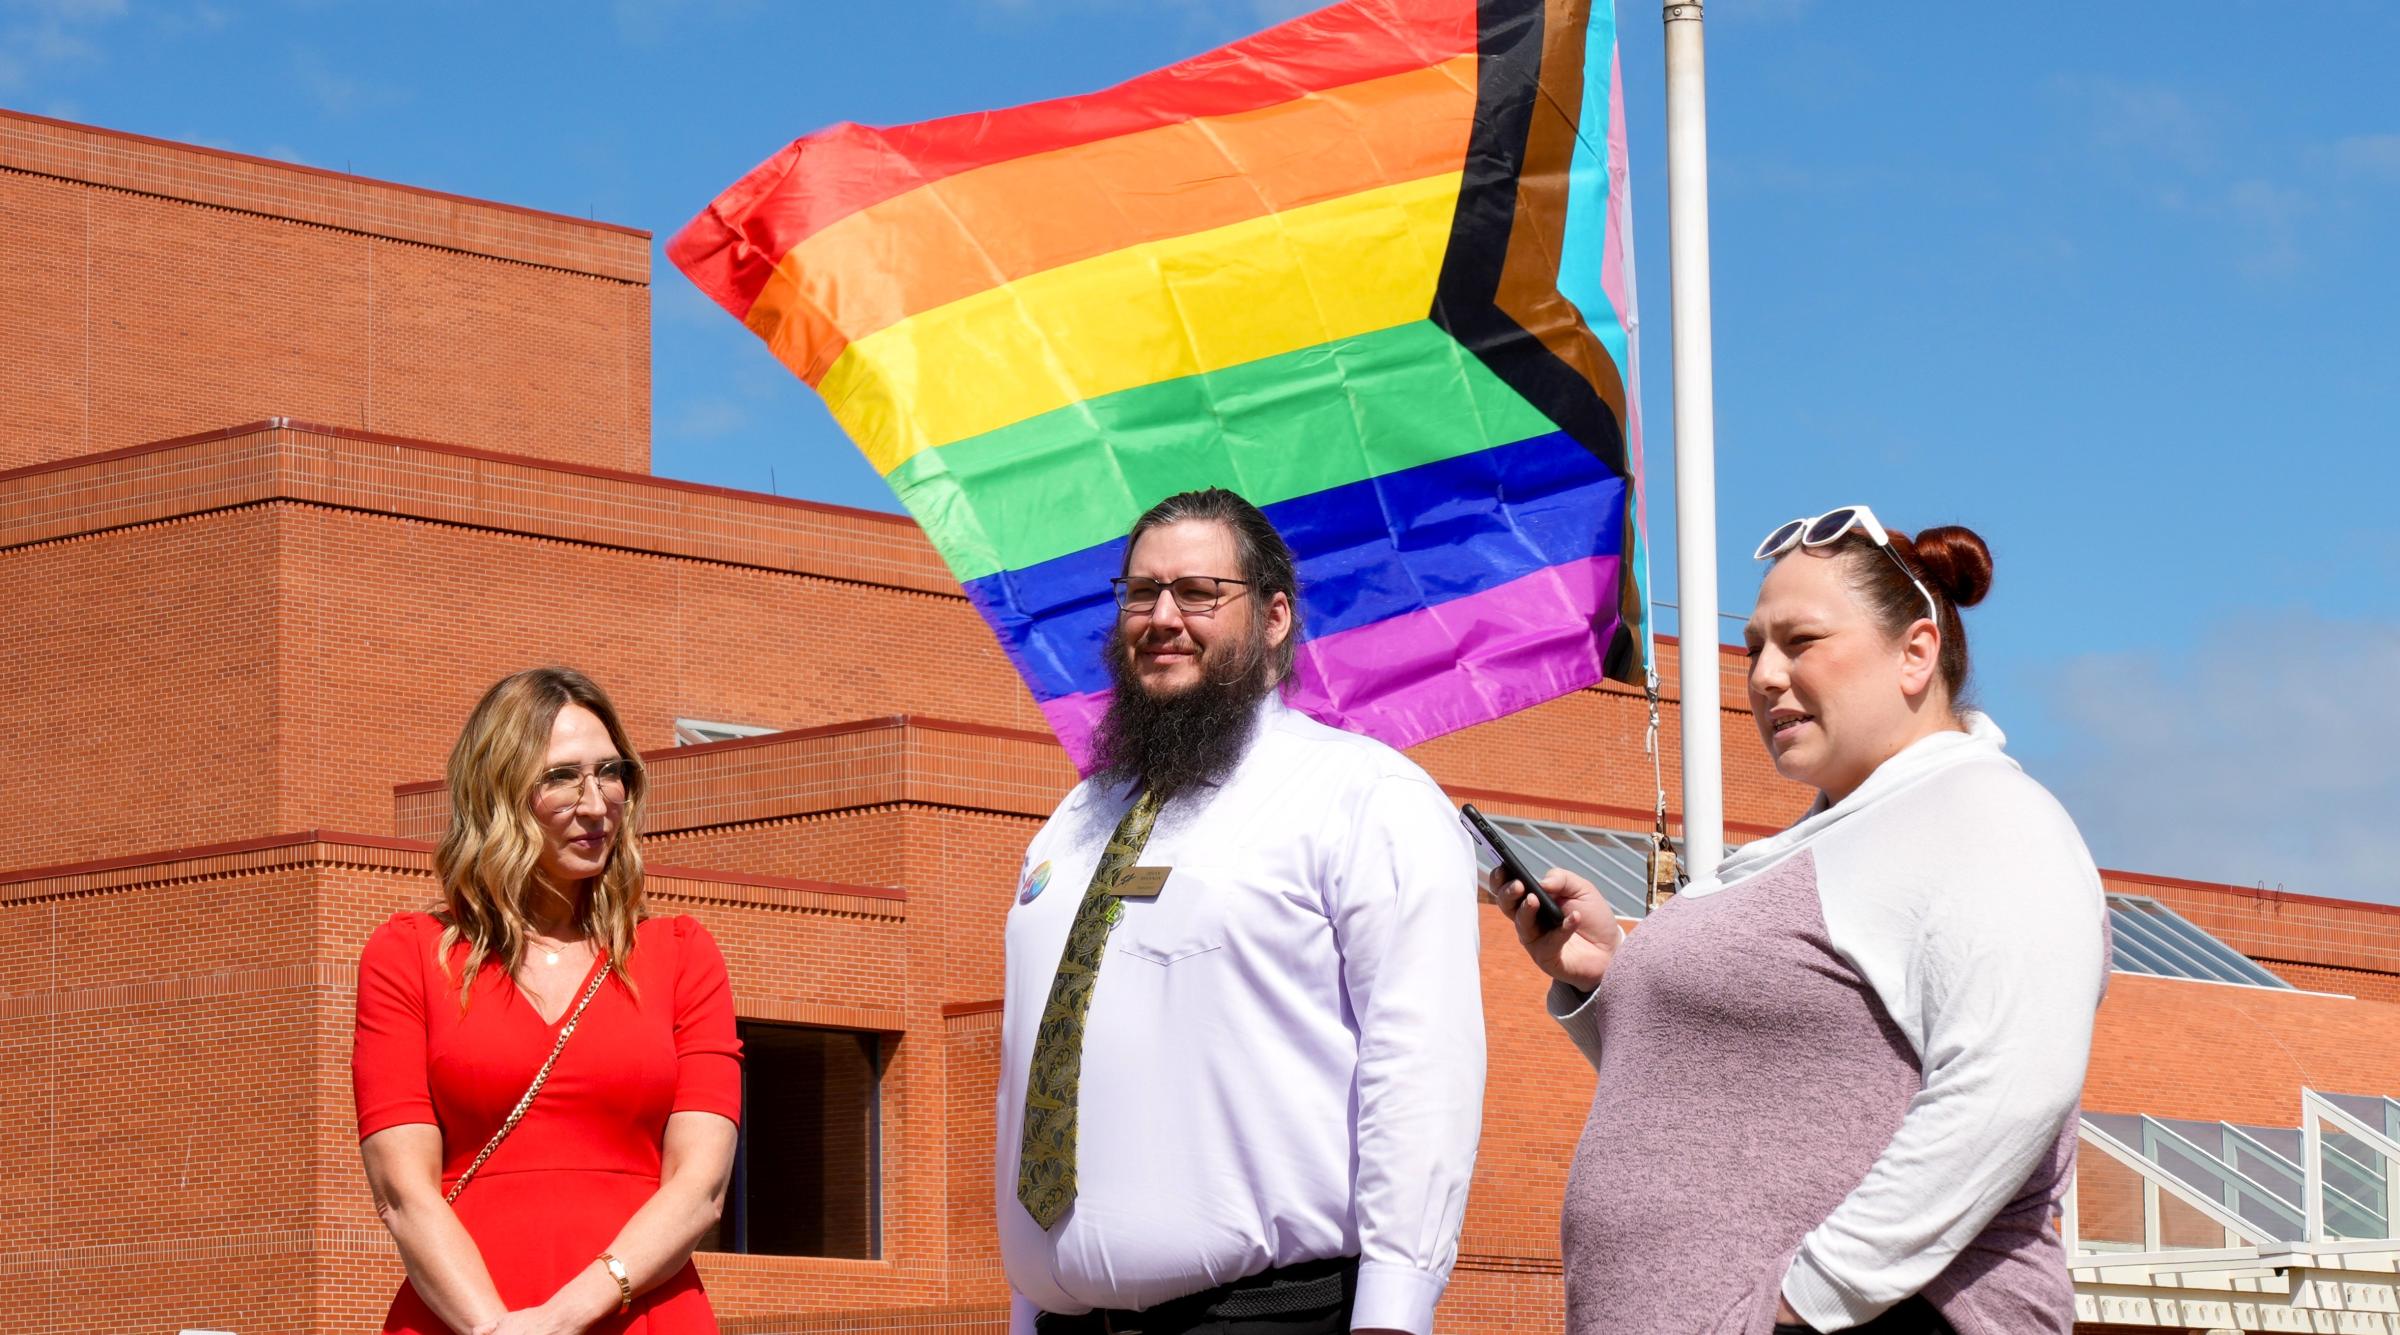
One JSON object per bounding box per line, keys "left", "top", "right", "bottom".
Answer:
{"left": 1254, "top": 686, "right": 1291, "bottom": 724}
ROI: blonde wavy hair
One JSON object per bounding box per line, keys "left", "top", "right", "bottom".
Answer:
{"left": 435, "top": 667, "right": 648, "bottom": 1007}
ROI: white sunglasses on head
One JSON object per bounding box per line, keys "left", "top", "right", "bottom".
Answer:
{"left": 1754, "top": 504, "right": 1939, "bottom": 625}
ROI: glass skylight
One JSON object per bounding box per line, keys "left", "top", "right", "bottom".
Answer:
{"left": 1470, "top": 812, "right": 1663, "bottom": 920}
{"left": 673, "top": 717, "right": 781, "bottom": 746}
{"left": 1467, "top": 816, "right": 2294, "bottom": 993}
{"left": 2106, "top": 894, "right": 2293, "bottom": 989}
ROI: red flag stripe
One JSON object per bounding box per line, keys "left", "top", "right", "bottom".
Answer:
{"left": 668, "top": 0, "right": 1475, "bottom": 323}
{"left": 741, "top": 56, "right": 1477, "bottom": 385}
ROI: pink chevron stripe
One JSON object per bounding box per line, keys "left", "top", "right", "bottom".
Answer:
{"left": 1601, "top": 44, "right": 1644, "bottom": 507}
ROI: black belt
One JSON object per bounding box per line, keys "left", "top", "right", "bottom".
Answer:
{"left": 1035, "top": 1256, "right": 1359, "bottom": 1335}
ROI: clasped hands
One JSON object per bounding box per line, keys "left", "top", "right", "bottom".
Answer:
{"left": 468, "top": 1304, "right": 589, "bottom": 1335}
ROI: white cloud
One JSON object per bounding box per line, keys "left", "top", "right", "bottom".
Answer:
{"left": 2047, "top": 75, "right": 2340, "bottom": 285}
{"left": 1712, "top": 0, "right": 1816, "bottom": 25}
{"left": 1711, "top": 154, "right": 1997, "bottom": 205}
{"left": 971, "top": 0, "right": 1318, "bottom": 37}
{"left": 2156, "top": 176, "right": 2318, "bottom": 283}
{"left": 0, "top": 0, "right": 144, "bottom": 92}
{"left": 666, "top": 397, "right": 750, "bottom": 440}
{"left": 610, "top": 0, "right": 759, "bottom": 48}
{"left": 2048, "top": 73, "right": 2216, "bottom": 173}
{"left": 1240, "top": 0, "right": 1322, "bottom": 21}
{"left": 2036, "top": 612, "right": 2400, "bottom": 907}
{"left": 2224, "top": 176, "right": 2313, "bottom": 279}
{"left": 289, "top": 45, "right": 406, "bottom": 117}
{"left": 153, "top": 2, "right": 230, "bottom": 35}
{"left": 0, "top": 15, "right": 98, "bottom": 90}
{"left": 0, "top": 0, "right": 226, "bottom": 92}
{"left": 2, "top": 0, "right": 128, "bottom": 19}
{"left": 2328, "top": 132, "right": 2400, "bottom": 182}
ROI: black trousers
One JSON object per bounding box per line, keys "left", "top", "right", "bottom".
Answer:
{"left": 1032, "top": 1257, "right": 1356, "bottom": 1335}
{"left": 1774, "top": 1296, "right": 1953, "bottom": 1335}
{"left": 1090, "top": 1309, "right": 1347, "bottom": 1335}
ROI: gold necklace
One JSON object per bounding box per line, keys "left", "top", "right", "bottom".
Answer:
{"left": 526, "top": 932, "right": 583, "bottom": 967}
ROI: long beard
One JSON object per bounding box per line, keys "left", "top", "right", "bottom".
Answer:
{"left": 1090, "top": 622, "right": 1277, "bottom": 803}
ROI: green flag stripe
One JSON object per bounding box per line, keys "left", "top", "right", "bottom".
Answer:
{"left": 885, "top": 320, "right": 1561, "bottom": 582}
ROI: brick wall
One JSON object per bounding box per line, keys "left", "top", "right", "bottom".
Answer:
{"left": 0, "top": 447, "right": 1049, "bottom": 869}
{"left": 1, "top": 851, "right": 375, "bottom": 1335}
{"left": 941, "top": 1006, "right": 1006, "bottom": 1300}
{"left": 0, "top": 110, "right": 650, "bottom": 473}
{"left": 0, "top": 507, "right": 285, "bottom": 866}
{"left": 2106, "top": 869, "right": 2400, "bottom": 996}
{"left": 2266, "top": 959, "right": 2400, "bottom": 1003}
{"left": 2083, "top": 973, "right": 2400, "bottom": 1125}
{"left": 655, "top": 808, "right": 919, "bottom": 889}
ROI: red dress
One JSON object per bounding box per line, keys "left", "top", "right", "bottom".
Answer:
{"left": 352, "top": 912, "right": 743, "bottom": 1334}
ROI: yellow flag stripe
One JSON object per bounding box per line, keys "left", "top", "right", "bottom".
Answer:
{"left": 820, "top": 170, "right": 1463, "bottom": 475}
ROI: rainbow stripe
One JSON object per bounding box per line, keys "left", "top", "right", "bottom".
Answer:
{"left": 674, "top": 0, "right": 1647, "bottom": 768}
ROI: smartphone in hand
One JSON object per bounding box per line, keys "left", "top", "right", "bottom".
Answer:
{"left": 1460, "top": 804, "right": 1566, "bottom": 933}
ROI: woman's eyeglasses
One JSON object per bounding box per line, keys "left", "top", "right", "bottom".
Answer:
{"left": 535, "top": 758, "right": 639, "bottom": 810}
{"left": 1110, "top": 575, "right": 1252, "bottom": 615}
{"left": 1754, "top": 504, "right": 1939, "bottom": 625}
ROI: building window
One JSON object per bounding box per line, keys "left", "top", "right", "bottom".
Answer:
{"left": 674, "top": 717, "right": 781, "bottom": 746}
{"left": 709, "top": 1022, "right": 883, "bottom": 1258}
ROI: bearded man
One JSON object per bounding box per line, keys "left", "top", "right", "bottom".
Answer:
{"left": 995, "top": 488, "right": 1486, "bottom": 1335}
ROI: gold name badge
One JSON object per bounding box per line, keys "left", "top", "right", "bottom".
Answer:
{"left": 1110, "top": 866, "right": 1173, "bottom": 899}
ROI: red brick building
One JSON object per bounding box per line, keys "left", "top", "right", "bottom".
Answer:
{"left": 3, "top": 109, "right": 2394, "bottom": 1334}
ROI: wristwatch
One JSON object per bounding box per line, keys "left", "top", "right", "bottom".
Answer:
{"left": 597, "top": 1252, "right": 632, "bottom": 1314}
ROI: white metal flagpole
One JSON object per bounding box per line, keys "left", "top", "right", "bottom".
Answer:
{"left": 1661, "top": 0, "right": 1725, "bottom": 879}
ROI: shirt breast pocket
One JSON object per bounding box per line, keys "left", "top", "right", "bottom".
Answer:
{"left": 1111, "top": 866, "right": 1230, "bottom": 967}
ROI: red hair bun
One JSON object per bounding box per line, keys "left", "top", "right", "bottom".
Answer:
{"left": 1906, "top": 525, "right": 1993, "bottom": 608}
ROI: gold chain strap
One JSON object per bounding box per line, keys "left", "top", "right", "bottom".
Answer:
{"left": 445, "top": 960, "right": 613, "bottom": 1205}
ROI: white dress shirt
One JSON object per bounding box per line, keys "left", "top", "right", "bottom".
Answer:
{"left": 996, "top": 694, "right": 1485, "bottom": 1335}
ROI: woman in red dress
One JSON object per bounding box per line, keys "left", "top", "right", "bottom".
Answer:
{"left": 353, "top": 667, "right": 742, "bottom": 1334}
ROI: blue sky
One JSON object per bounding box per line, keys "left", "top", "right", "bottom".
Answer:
{"left": 7, "top": 0, "right": 2395, "bottom": 904}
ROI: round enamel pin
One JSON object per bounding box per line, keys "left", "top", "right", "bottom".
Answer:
{"left": 1016, "top": 860, "right": 1053, "bottom": 904}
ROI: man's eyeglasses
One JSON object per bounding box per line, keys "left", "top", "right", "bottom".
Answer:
{"left": 1110, "top": 575, "right": 1252, "bottom": 615}
{"left": 1754, "top": 504, "right": 1939, "bottom": 626}
{"left": 535, "top": 758, "right": 639, "bottom": 810}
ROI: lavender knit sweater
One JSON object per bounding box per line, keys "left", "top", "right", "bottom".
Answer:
{"left": 1550, "top": 717, "right": 2107, "bottom": 1334}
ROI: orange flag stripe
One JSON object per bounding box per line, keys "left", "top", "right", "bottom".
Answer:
{"left": 743, "top": 54, "right": 1480, "bottom": 385}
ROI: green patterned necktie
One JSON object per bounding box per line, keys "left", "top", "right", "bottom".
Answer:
{"left": 1017, "top": 787, "right": 1164, "bottom": 1229}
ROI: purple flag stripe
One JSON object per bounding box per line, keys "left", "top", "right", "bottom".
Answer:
{"left": 1038, "top": 553, "right": 1623, "bottom": 763}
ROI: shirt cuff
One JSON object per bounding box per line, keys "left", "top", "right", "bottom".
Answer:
{"left": 1352, "top": 1260, "right": 1445, "bottom": 1334}
{"left": 1546, "top": 979, "right": 1605, "bottom": 1070}
{"left": 1781, "top": 1245, "right": 1886, "bottom": 1332}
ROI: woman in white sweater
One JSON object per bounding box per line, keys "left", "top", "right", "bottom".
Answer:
{"left": 1495, "top": 507, "right": 2108, "bottom": 1334}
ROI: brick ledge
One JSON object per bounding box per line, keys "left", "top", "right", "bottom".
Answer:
{"left": 0, "top": 828, "right": 907, "bottom": 913}
{"left": 1, "top": 107, "right": 649, "bottom": 282}
{"left": 0, "top": 420, "right": 956, "bottom": 599}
